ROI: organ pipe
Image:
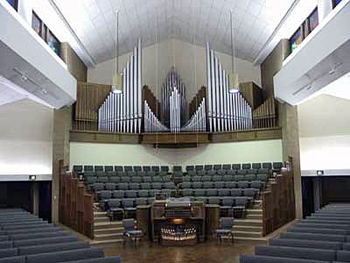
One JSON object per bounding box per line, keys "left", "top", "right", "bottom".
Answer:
{"left": 206, "top": 43, "right": 253, "bottom": 132}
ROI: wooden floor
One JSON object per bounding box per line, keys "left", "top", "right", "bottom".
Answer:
{"left": 99, "top": 241, "right": 256, "bottom": 263}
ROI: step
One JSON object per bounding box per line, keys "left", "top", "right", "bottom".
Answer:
{"left": 94, "top": 232, "right": 123, "bottom": 241}
{"left": 234, "top": 219, "right": 262, "bottom": 227}
{"left": 246, "top": 209, "right": 262, "bottom": 215}
{"left": 234, "top": 236, "right": 268, "bottom": 245}
{"left": 233, "top": 230, "right": 262, "bottom": 238}
{"left": 94, "top": 221, "right": 123, "bottom": 229}
{"left": 94, "top": 217, "right": 110, "bottom": 223}
{"left": 246, "top": 214, "right": 263, "bottom": 220}
{"left": 90, "top": 239, "right": 124, "bottom": 246}
{"left": 233, "top": 225, "right": 262, "bottom": 232}
{"left": 94, "top": 227, "right": 124, "bottom": 235}
{"left": 94, "top": 212, "right": 107, "bottom": 218}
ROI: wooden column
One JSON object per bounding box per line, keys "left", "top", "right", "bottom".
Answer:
{"left": 205, "top": 204, "right": 220, "bottom": 240}
{"left": 136, "top": 205, "right": 151, "bottom": 240}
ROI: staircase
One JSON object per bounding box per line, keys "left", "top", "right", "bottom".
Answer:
{"left": 90, "top": 203, "right": 124, "bottom": 246}
{"left": 232, "top": 177, "right": 275, "bottom": 244}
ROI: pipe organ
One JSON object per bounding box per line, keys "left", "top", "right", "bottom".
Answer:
{"left": 98, "top": 39, "right": 142, "bottom": 133}
{"left": 161, "top": 69, "right": 187, "bottom": 129}
{"left": 252, "top": 96, "right": 277, "bottom": 128}
{"left": 144, "top": 101, "right": 169, "bottom": 133}
{"left": 181, "top": 98, "right": 206, "bottom": 132}
{"left": 206, "top": 43, "right": 253, "bottom": 133}
{"left": 169, "top": 88, "right": 181, "bottom": 133}
{"left": 93, "top": 40, "right": 277, "bottom": 136}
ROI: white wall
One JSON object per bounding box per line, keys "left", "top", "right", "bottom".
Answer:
{"left": 70, "top": 140, "right": 282, "bottom": 170}
{"left": 300, "top": 135, "right": 350, "bottom": 170}
{"left": 87, "top": 39, "right": 261, "bottom": 101}
{"left": 0, "top": 99, "right": 53, "bottom": 176}
{"left": 298, "top": 94, "right": 350, "bottom": 171}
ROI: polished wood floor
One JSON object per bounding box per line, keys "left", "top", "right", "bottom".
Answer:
{"left": 100, "top": 241, "right": 256, "bottom": 263}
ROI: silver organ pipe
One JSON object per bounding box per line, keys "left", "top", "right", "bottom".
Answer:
{"left": 181, "top": 98, "right": 206, "bottom": 132}
{"left": 206, "top": 43, "right": 253, "bottom": 132}
{"left": 161, "top": 68, "right": 187, "bottom": 131}
{"left": 98, "top": 39, "right": 142, "bottom": 134}
{"left": 144, "top": 101, "right": 169, "bottom": 133}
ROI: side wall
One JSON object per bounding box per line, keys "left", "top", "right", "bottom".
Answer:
{"left": 0, "top": 99, "right": 53, "bottom": 176}
{"left": 299, "top": 94, "right": 350, "bottom": 171}
{"left": 87, "top": 40, "right": 262, "bottom": 102}
{"left": 70, "top": 140, "right": 283, "bottom": 169}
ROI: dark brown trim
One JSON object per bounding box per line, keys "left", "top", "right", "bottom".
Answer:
{"left": 70, "top": 127, "right": 282, "bottom": 146}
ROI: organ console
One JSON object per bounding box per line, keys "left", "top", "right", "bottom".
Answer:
{"left": 151, "top": 198, "right": 206, "bottom": 246}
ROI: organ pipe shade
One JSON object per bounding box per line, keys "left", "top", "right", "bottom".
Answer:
{"left": 228, "top": 72, "right": 240, "bottom": 93}
{"left": 112, "top": 74, "right": 123, "bottom": 94}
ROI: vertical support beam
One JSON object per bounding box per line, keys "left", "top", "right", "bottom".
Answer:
{"left": 262, "top": 38, "right": 302, "bottom": 219}
{"left": 52, "top": 106, "right": 72, "bottom": 223}
{"left": 313, "top": 177, "right": 322, "bottom": 211}
{"left": 280, "top": 103, "right": 303, "bottom": 219}
{"left": 32, "top": 182, "right": 39, "bottom": 216}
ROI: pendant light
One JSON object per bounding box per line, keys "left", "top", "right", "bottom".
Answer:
{"left": 112, "top": 10, "right": 123, "bottom": 94}
{"left": 229, "top": 10, "right": 240, "bottom": 93}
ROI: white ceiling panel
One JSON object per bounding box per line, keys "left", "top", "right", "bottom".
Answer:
{"left": 52, "top": 0, "right": 296, "bottom": 65}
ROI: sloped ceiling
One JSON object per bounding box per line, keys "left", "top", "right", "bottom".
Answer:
{"left": 52, "top": 0, "right": 296, "bottom": 65}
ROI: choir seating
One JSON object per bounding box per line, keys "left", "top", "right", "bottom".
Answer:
{"left": 0, "top": 209, "right": 122, "bottom": 263}
{"left": 73, "top": 162, "right": 282, "bottom": 219}
{"left": 240, "top": 204, "right": 350, "bottom": 263}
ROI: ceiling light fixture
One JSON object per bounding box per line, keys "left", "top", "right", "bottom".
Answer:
{"left": 112, "top": 10, "right": 123, "bottom": 94}
{"left": 228, "top": 10, "right": 240, "bottom": 94}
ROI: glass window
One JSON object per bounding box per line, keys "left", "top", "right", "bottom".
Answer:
{"left": 5, "top": 0, "right": 17, "bottom": 10}
{"left": 308, "top": 8, "right": 319, "bottom": 33}
{"left": 333, "top": 0, "right": 343, "bottom": 8}
{"left": 47, "top": 30, "right": 60, "bottom": 56}
{"left": 32, "top": 12, "right": 42, "bottom": 36}
{"left": 290, "top": 27, "right": 303, "bottom": 53}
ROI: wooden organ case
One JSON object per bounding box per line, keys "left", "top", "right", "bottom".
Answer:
{"left": 151, "top": 199, "right": 205, "bottom": 246}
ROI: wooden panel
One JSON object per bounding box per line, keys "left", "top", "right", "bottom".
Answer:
{"left": 70, "top": 130, "right": 140, "bottom": 144}
{"left": 262, "top": 157, "right": 295, "bottom": 236}
{"left": 60, "top": 43, "right": 87, "bottom": 82}
{"left": 211, "top": 127, "right": 282, "bottom": 143}
{"left": 70, "top": 128, "right": 281, "bottom": 145}
{"left": 136, "top": 205, "right": 151, "bottom": 240}
{"left": 253, "top": 97, "right": 278, "bottom": 129}
{"left": 83, "top": 194, "right": 94, "bottom": 239}
{"left": 239, "top": 82, "right": 264, "bottom": 110}
{"left": 189, "top": 86, "right": 207, "bottom": 118}
{"left": 73, "top": 82, "right": 111, "bottom": 126}
{"left": 59, "top": 161, "right": 94, "bottom": 239}
{"left": 205, "top": 204, "right": 220, "bottom": 240}
{"left": 141, "top": 133, "right": 210, "bottom": 145}
{"left": 143, "top": 85, "right": 161, "bottom": 120}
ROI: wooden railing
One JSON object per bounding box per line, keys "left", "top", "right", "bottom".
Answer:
{"left": 59, "top": 161, "right": 94, "bottom": 239}
{"left": 262, "top": 157, "right": 295, "bottom": 236}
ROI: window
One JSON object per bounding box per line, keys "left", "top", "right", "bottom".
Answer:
{"left": 47, "top": 30, "right": 60, "bottom": 56}
{"left": 290, "top": 27, "right": 303, "bottom": 53}
{"left": 31, "top": 11, "right": 61, "bottom": 57}
{"left": 32, "top": 12, "right": 43, "bottom": 38}
{"left": 289, "top": 7, "right": 319, "bottom": 54}
{"left": 333, "top": 0, "right": 343, "bottom": 8}
{"left": 308, "top": 8, "right": 319, "bottom": 33}
{"left": 5, "top": 0, "right": 18, "bottom": 11}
